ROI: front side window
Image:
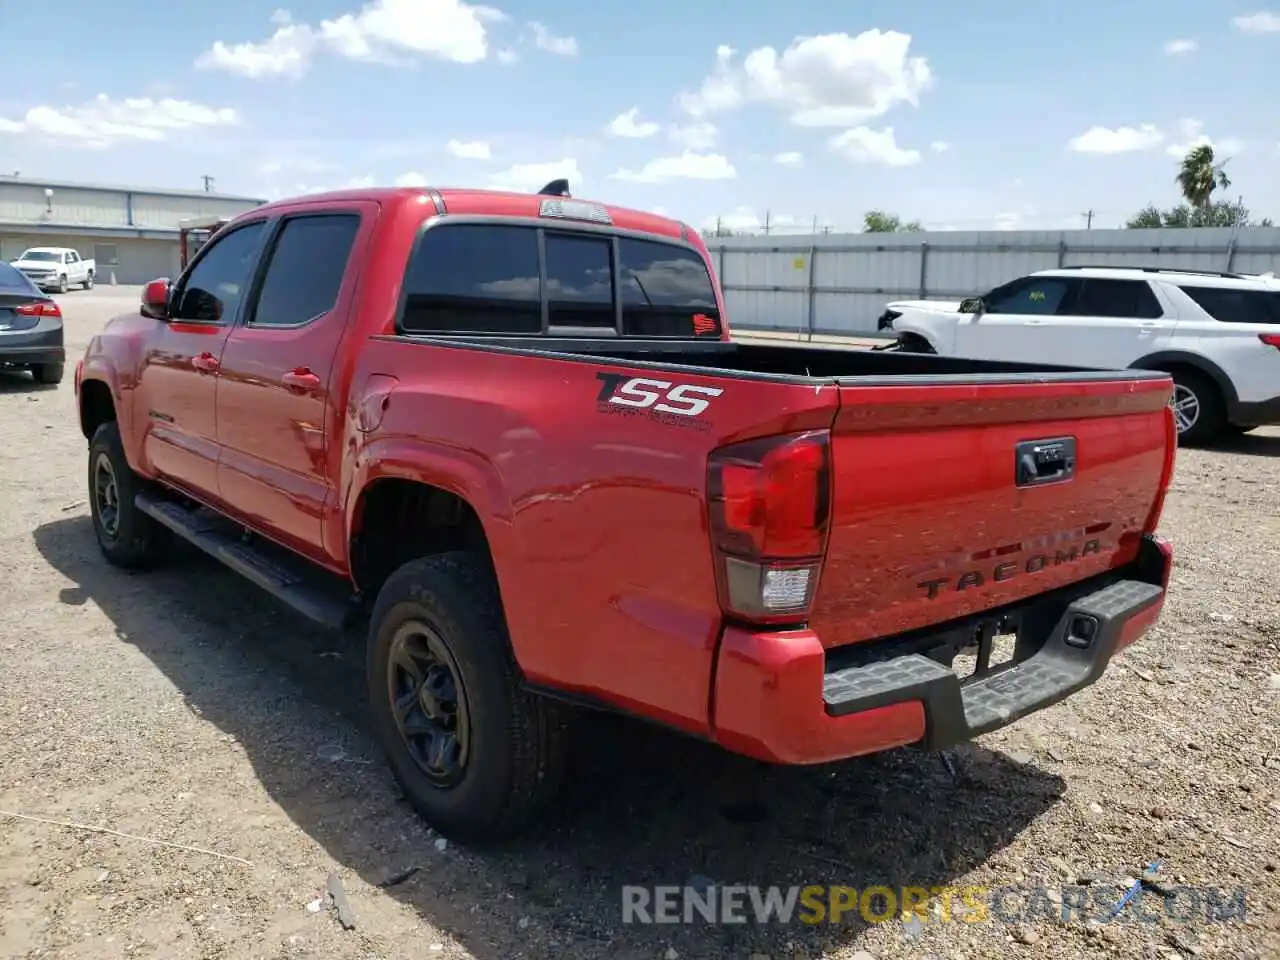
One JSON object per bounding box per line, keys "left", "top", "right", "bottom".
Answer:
{"left": 172, "top": 221, "right": 266, "bottom": 323}
{"left": 400, "top": 224, "right": 541, "bottom": 334}
{"left": 984, "top": 277, "right": 1077, "bottom": 315}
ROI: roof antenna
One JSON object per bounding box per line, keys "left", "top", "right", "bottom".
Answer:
{"left": 538, "top": 178, "right": 571, "bottom": 197}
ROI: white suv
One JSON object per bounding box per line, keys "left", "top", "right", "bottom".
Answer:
{"left": 878, "top": 266, "right": 1280, "bottom": 445}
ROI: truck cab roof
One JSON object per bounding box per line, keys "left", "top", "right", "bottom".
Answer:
{"left": 243, "top": 184, "right": 697, "bottom": 246}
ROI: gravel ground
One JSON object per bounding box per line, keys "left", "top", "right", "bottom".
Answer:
{"left": 1, "top": 288, "right": 1277, "bottom": 960}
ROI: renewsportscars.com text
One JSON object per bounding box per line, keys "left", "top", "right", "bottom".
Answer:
{"left": 620, "top": 884, "right": 1247, "bottom": 926}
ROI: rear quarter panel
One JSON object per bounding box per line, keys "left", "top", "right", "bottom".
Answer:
{"left": 345, "top": 338, "right": 840, "bottom": 735}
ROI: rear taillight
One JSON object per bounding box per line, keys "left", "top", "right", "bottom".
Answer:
{"left": 707, "top": 430, "right": 832, "bottom": 624}
{"left": 16, "top": 301, "right": 61, "bottom": 318}
{"left": 1260, "top": 333, "right": 1280, "bottom": 351}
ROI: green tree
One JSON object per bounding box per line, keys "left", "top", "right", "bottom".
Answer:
{"left": 863, "top": 210, "right": 922, "bottom": 233}
{"left": 1175, "top": 144, "right": 1230, "bottom": 212}
{"left": 1125, "top": 199, "right": 1272, "bottom": 229}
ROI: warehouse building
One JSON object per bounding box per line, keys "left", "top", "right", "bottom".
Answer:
{"left": 0, "top": 175, "right": 265, "bottom": 284}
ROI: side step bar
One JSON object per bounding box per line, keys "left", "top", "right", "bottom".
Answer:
{"left": 135, "top": 491, "right": 359, "bottom": 630}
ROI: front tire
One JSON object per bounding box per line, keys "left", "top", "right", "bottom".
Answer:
{"left": 57, "top": 274, "right": 68, "bottom": 294}
{"left": 88, "top": 421, "right": 170, "bottom": 568}
{"left": 879, "top": 333, "right": 934, "bottom": 353}
{"left": 366, "top": 552, "right": 570, "bottom": 844}
{"left": 1168, "top": 369, "right": 1225, "bottom": 446}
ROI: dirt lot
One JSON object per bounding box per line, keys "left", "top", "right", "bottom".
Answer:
{"left": 1, "top": 287, "right": 1277, "bottom": 960}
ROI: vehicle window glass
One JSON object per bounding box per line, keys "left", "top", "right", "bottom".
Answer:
{"left": 0, "top": 262, "right": 38, "bottom": 294}
{"left": 400, "top": 224, "right": 541, "bottom": 334}
{"left": 250, "top": 214, "right": 361, "bottom": 327}
{"left": 984, "top": 277, "right": 1075, "bottom": 315}
{"left": 1072, "top": 279, "right": 1163, "bottom": 318}
{"left": 544, "top": 233, "right": 613, "bottom": 327}
{"left": 172, "top": 222, "right": 266, "bottom": 323}
{"left": 1178, "top": 286, "right": 1280, "bottom": 324}
{"left": 618, "top": 238, "right": 720, "bottom": 336}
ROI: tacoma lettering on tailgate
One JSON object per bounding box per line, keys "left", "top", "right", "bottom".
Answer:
{"left": 916, "top": 538, "right": 1102, "bottom": 599}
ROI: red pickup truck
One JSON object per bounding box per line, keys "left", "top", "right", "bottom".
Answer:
{"left": 74, "top": 182, "right": 1176, "bottom": 842}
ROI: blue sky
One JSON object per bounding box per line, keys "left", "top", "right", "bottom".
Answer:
{"left": 0, "top": 0, "right": 1276, "bottom": 232}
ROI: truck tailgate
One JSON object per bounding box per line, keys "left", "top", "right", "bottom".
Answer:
{"left": 809, "top": 374, "right": 1174, "bottom": 646}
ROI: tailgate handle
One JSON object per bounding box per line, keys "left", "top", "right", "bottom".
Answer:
{"left": 1015, "top": 437, "right": 1076, "bottom": 487}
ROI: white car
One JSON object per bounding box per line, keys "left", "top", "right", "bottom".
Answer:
{"left": 878, "top": 266, "right": 1280, "bottom": 445}
{"left": 10, "top": 247, "right": 96, "bottom": 293}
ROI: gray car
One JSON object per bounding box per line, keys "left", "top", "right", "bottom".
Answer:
{"left": 0, "top": 261, "right": 65, "bottom": 384}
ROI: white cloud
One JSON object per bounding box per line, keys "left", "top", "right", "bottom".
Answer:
{"left": 395, "top": 171, "right": 430, "bottom": 186}
{"left": 0, "top": 93, "right": 238, "bottom": 149}
{"left": 497, "top": 48, "right": 518, "bottom": 63}
{"left": 1164, "top": 118, "right": 1244, "bottom": 158}
{"left": 611, "top": 151, "right": 736, "bottom": 184}
{"left": 829, "top": 126, "right": 921, "bottom": 166}
{"left": 266, "top": 174, "right": 377, "bottom": 199}
{"left": 1067, "top": 123, "right": 1163, "bottom": 153}
{"left": 529, "top": 21, "right": 578, "bottom": 55}
{"left": 195, "top": 0, "right": 506, "bottom": 78}
{"left": 488, "top": 158, "right": 582, "bottom": 193}
{"left": 447, "top": 138, "right": 491, "bottom": 159}
{"left": 1231, "top": 11, "right": 1280, "bottom": 32}
{"left": 677, "top": 31, "right": 931, "bottom": 128}
{"left": 929, "top": 140, "right": 951, "bottom": 153}
{"left": 668, "top": 122, "right": 718, "bottom": 149}
{"left": 607, "top": 108, "right": 659, "bottom": 138}
{"left": 773, "top": 151, "right": 804, "bottom": 166}
{"left": 1163, "top": 38, "right": 1197, "bottom": 55}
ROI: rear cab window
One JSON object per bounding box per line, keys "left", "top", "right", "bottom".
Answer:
{"left": 397, "top": 221, "right": 722, "bottom": 338}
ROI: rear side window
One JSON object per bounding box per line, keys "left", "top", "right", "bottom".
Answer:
{"left": 544, "top": 233, "right": 614, "bottom": 327}
{"left": 250, "top": 214, "right": 360, "bottom": 327}
{"left": 1070, "top": 279, "right": 1163, "bottom": 318}
{"left": 401, "top": 224, "right": 541, "bottom": 334}
{"left": 618, "top": 238, "right": 721, "bottom": 336}
{"left": 1178, "top": 286, "right": 1280, "bottom": 324}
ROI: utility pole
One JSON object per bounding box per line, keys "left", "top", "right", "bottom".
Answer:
{"left": 1082, "top": 209, "right": 1094, "bottom": 229}
{"left": 201, "top": 175, "right": 216, "bottom": 193}
{"left": 763, "top": 209, "right": 771, "bottom": 236}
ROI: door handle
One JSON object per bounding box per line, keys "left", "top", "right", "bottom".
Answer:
{"left": 282, "top": 368, "right": 321, "bottom": 393}
{"left": 191, "top": 352, "right": 219, "bottom": 373}
{"left": 1025, "top": 318, "right": 1046, "bottom": 325}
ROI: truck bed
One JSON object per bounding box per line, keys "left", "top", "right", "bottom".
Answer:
{"left": 422, "top": 335, "right": 1169, "bottom": 385}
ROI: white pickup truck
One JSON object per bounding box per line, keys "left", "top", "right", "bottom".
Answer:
{"left": 10, "top": 247, "right": 95, "bottom": 293}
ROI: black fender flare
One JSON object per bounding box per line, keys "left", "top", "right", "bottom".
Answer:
{"left": 1130, "top": 350, "right": 1239, "bottom": 414}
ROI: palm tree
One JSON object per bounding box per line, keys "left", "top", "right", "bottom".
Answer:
{"left": 1175, "top": 144, "right": 1231, "bottom": 212}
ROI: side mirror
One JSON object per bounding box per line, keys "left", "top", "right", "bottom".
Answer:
{"left": 959, "top": 296, "right": 985, "bottom": 315}
{"left": 140, "top": 278, "right": 172, "bottom": 320}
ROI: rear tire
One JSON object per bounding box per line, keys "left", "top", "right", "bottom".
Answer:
{"left": 88, "top": 421, "right": 171, "bottom": 568}
{"left": 33, "top": 363, "right": 63, "bottom": 385}
{"left": 1167, "top": 369, "right": 1225, "bottom": 447}
{"left": 366, "top": 552, "right": 571, "bottom": 844}
{"left": 83, "top": 272, "right": 94, "bottom": 290}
